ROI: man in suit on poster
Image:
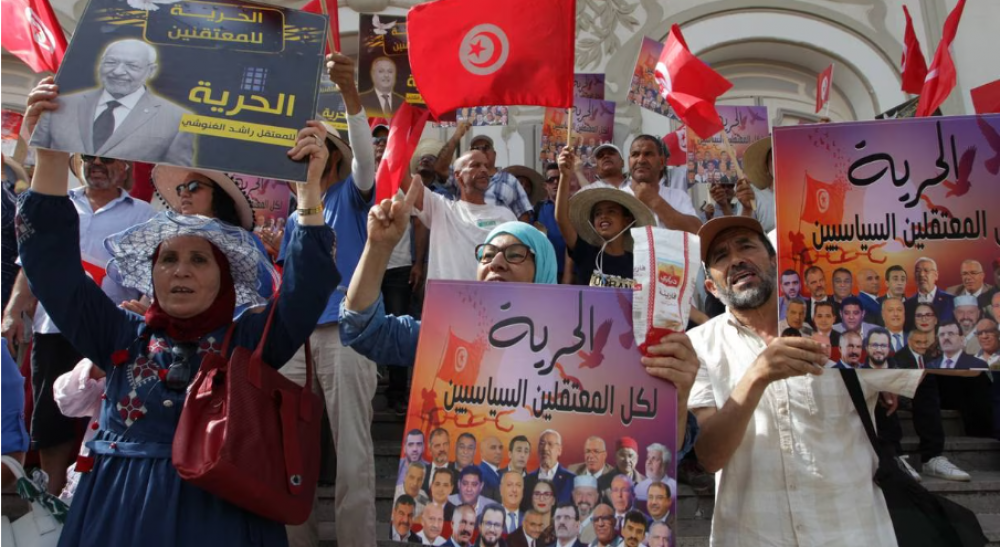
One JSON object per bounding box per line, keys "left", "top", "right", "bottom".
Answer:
{"left": 905, "top": 257, "right": 955, "bottom": 330}
{"left": 32, "top": 39, "right": 194, "bottom": 166}
{"left": 358, "top": 56, "right": 406, "bottom": 118}
{"left": 524, "top": 430, "right": 576, "bottom": 507}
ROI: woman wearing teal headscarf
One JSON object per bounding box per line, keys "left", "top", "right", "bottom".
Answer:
{"left": 339, "top": 182, "right": 557, "bottom": 367}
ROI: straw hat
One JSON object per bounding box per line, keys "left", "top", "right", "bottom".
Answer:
{"left": 320, "top": 121, "right": 354, "bottom": 182}
{"left": 743, "top": 136, "right": 773, "bottom": 189}
{"left": 568, "top": 187, "right": 655, "bottom": 248}
{"left": 410, "top": 139, "right": 445, "bottom": 175}
{"left": 505, "top": 165, "right": 547, "bottom": 205}
{"left": 152, "top": 166, "right": 254, "bottom": 231}
{"left": 105, "top": 212, "right": 277, "bottom": 308}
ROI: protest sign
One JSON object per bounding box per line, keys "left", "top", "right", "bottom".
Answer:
{"left": 227, "top": 173, "right": 292, "bottom": 227}
{"left": 357, "top": 14, "right": 420, "bottom": 118}
{"left": 774, "top": 115, "right": 1000, "bottom": 370}
{"left": 686, "top": 106, "right": 768, "bottom": 212}
{"left": 434, "top": 106, "right": 510, "bottom": 128}
{"left": 575, "top": 74, "right": 605, "bottom": 100}
{"left": 1, "top": 110, "right": 24, "bottom": 159}
{"left": 396, "top": 281, "right": 679, "bottom": 545}
{"left": 30, "top": 0, "right": 327, "bottom": 182}
{"left": 316, "top": 72, "right": 348, "bottom": 131}
{"left": 541, "top": 98, "right": 615, "bottom": 182}
{"left": 627, "top": 37, "right": 672, "bottom": 118}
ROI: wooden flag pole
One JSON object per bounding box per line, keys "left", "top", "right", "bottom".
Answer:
{"left": 566, "top": 107, "right": 574, "bottom": 149}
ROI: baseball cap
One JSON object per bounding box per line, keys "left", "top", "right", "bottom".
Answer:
{"left": 697, "top": 216, "right": 766, "bottom": 264}
{"left": 593, "top": 143, "right": 622, "bottom": 158}
{"left": 470, "top": 135, "right": 494, "bottom": 149}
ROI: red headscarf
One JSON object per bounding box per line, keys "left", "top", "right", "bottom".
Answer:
{"left": 144, "top": 240, "right": 236, "bottom": 342}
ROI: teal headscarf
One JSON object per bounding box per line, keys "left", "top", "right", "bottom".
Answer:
{"left": 484, "top": 222, "right": 557, "bottom": 284}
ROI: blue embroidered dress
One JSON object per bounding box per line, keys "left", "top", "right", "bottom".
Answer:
{"left": 16, "top": 191, "right": 339, "bottom": 547}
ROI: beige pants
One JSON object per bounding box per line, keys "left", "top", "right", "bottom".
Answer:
{"left": 280, "top": 323, "right": 378, "bottom": 547}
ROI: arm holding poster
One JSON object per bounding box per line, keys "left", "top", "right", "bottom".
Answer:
{"left": 327, "top": 53, "right": 375, "bottom": 197}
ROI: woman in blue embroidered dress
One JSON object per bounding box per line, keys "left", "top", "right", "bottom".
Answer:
{"left": 18, "top": 80, "right": 339, "bottom": 547}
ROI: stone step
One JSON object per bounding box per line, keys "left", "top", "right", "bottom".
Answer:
{"left": 900, "top": 435, "right": 1000, "bottom": 472}
{"left": 897, "top": 408, "right": 966, "bottom": 437}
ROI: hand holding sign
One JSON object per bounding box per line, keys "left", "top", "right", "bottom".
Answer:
{"left": 735, "top": 178, "right": 755, "bottom": 212}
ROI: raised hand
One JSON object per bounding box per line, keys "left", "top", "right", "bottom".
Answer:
{"left": 367, "top": 175, "right": 420, "bottom": 250}
{"left": 287, "top": 120, "right": 330, "bottom": 190}
{"left": 24, "top": 76, "right": 59, "bottom": 137}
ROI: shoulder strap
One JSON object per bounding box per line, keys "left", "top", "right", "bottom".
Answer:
{"left": 839, "top": 369, "right": 883, "bottom": 459}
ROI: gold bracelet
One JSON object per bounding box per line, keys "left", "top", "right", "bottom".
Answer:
{"left": 297, "top": 204, "right": 324, "bottom": 216}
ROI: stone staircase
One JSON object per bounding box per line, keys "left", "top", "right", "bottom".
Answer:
{"left": 313, "top": 396, "right": 1000, "bottom": 546}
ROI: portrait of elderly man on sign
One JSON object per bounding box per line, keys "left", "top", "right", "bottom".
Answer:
{"left": 31, "top": 39, "right": 194, "bottom": 166}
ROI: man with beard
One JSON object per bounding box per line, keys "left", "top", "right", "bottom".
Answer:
{"left": 588, "top": 504, "right": 621, "bottom": 547}
{"left": 572, "top": 476, "right": 600, "bottom": 544}
{"left": 861, "top": 328, "right": 895, "bottom": 369}
{"left": 480, "top": 436, "right": 505, "bottom": 499}
{"left": 398, "top": 429, "right": 429, "bottom": 483}
{"left": 549, "top": 503, "right": 586, "bottom": 547}
{"left": 778, "top": 270, "right": 802, "bottom": 320}
{"left": 391, "top": 495, "right": 421, "bottom": 543}
{"left": 803, "top": 265, "right": 838, "bottom": 328}
{"left": 591, "top": 136, "right": 700, "bottom": 234}
{"left": 608, "top": 475, "right": 635, "bottom": 532}
{"left": 857, "top": 268, "right": 883, "bottom": 324}
{"left": 500, "top": 471, "right": 526, "bottom": 534}
{"left": 524, "top": 430, "right": 576, "bottom": 507}
{"left": 449, "top": 465, "right": 493, "bottom": 516}
{"left": 568, "top": 437, "right": 615, "bottom": 497}
{"left": 644, "top": 482, "right": 673, "bottom": 526}
{"left": 929, "top": 322, "right": 985, "bottom": 369}
{"left": 645, "top": 522, "right": 671, "bottom": 547}
{"left": 634, "top": 443, "right": 677, "bottom": 504}
{"left": 2, "top": 153, "right": 153, "bottom": 493}
{"left": 433, "top": 126, "right": 533, "bottom": 221}
{"left": 688, "top": 216, "right": 925, "bottom": 546}
{"left": 905, "top": 257, "right": 956, "bottom": 330}
{"left": 444, "top": 504, "right": 478, "bottom": 547}
{"left": 475, "top": 504, "right": 507, "bottom": 547}
{"left": 612, "top": 438, "right": 645, "bottom": 485}
{"left": 403, "top": 150, "right": 517, "bottom": 281}
{"left": 953, "top": 295, "right": 983, "bottom": 354}
{"left": 619, "top": 512, "right": 647, "bottom": 547}
{"left": 425, "top": 428, "right": 455, "bottom": 492}
{"left": 832, "top": 330, "right": 864, "bottom": 369}
{"left": 501, "top": 436, "right": 531, "bottom": 478}
{"left": 419, "top": 502, "right": 448, "bottom": 546}
{"left": 928, "top": 321, "right": 994, "bottom": 447}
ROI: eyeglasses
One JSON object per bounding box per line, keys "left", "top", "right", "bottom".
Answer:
{"left": 475, "top": 243, "right": 533, "bottom": 265}
{"left": 165, "top": 343, "right": 197, "bottom": 392}
{"left": 915, "top": 313, "right": 935, "bottom": 320}
{"left": 533, "top": 491, "right": 554, "bottom": 498}
{"left": 81, "top": 155, "right": 116, "bottom": 163}
{"left": 471, "top": 145, "right": 493, "bottom": 152}
{"left": 175, "top": 180, "right": 213, "bottom": 196}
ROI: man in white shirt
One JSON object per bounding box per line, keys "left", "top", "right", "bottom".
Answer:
{"left": 953, "top": 295, "right": 983, "bottom": 354}
{"left": 568, "top": 436, "right": 616, "bottom": 497}
{"left": 573, "top": 475, "right": 601, "bottom": 544}
{"left": 418, "top": 502, "right": 448, "bottom": 546}
{"left": 947, "top": 260, "right": 997, "bottom": 309}
{"left": 688, "top": 215, "right": 924, "bottom": 546}
{"left": 975, "top": 318, "right": 999, "bottom": 369}
{"left": 448, "top": 466, "right": 493, "bottom": 516}
{"left": 407, "top": 151, "right": 517, "bottom": 281}
{"left": 591, "top": 136, "right": 701, "bottom": 234}
{"left": 634, "top": 443, "right": 677, "bottom": 503}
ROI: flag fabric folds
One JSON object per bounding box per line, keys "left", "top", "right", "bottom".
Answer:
{"left": 901, "top": 5, "right": 928, "bottom": 95}
{"left": 375, "top": 102, "right": 431, "bottom": 204}
{"left": 916, "top": 0, "right": 966, "bottom": 117}
{"left": 815, "top": 64, "right": 834, "bottom": 114}
{"left": 0, "top": 0, "right": 68, "bottom": 73}
{"left": 653, "top": 24, "right": 733, "bottom": 139}
{"left": 802, "top": 174, "right": 845, "bottom": 225}
{"left": 407, "top": 0, "right": 575, "bottom": 119}
{"left": 436, "top": 330, "right": 485, "bottom": 386}
{"left": 662, "top": 126, "right": 688, "bottom": 166}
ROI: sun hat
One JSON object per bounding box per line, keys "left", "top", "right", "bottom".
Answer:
{"left": 105, "top": 212, "right": 277, "bottom": 308}
{"left": 410, "top": 139, "right": 445, "bottom": 175}
{"left": 152, "top": 166, "right": 254, "bottom": 231}
{"left": 320, "top": 121, "right": 354, "bottom": 182}
{"left": 697, "top": 216, "right": 766, "bottom": 264}
{"left": 568, "top": 187, "right": 655, "bottom": 249}
{"left": 505, "top": 165, "right": 547, "bottom": 205}
{"left": 743, "top": 136, "right": 773, "bottom": 189}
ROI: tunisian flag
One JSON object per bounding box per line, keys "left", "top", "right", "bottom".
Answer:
{"left": 654, "top": 25, "right": 732, "bottom": 139}
{"left": 815, "top": 64, "right": 834, "bottom": 113}
{"left": 801, "top": 174, "right": 845, "bottom": 225}
{"left": 916, "top": 0, "right": 967, "bottom": 117}
{"left": 407, "top": 0, "right": 575, "bottom": 119}
{"left": 436, "top": 331, "right": 485, "bottom": 386}
{"left": 900, "top": 6, "right": 928, "bottom": 95}
{"left": 1, "top": 0, "right": 67, "bottom": 73}
{"left": 375, "top": 102, "right": 431, "bottom": 204}
{"left": 662, "top": 126, "right": 688, "bottom": 167}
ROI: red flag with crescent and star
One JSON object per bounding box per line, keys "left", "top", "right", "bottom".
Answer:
{"left": 653, "top": 24, "right": 733, "bottom": 139}
{"left": 0, "top": 0, "right": 67, "bottom": 73}
{"left": 406, "top": 0, "right": 575, "bottom": 119}
{"left": 801, "top": 174, "right": 846, "bottom": 225}
{"left": 815, "top": 64, "right": 834, "bottom": 113}
{"left": 436, "top": 330, "right": 485, "bottom": 386}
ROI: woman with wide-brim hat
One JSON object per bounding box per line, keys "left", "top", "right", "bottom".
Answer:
{"left": 21, "top": 78, "right": 339, "bottom": 546}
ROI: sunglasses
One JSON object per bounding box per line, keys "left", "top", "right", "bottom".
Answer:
{"left": 165, "top": 343, "right": 197, "bottom": 392}
{"left": 545, "top": 176, "right": 559, "bottom": 183}
{"left": 81, "top": 155, "right": 116, "bottom": 163}
{"left": 372, "top": 136, "right": 388, "bottom": 146}
{"left": 174, "top": 180, "right": 213, "bottom": 196}
{"left": 475, "top": 243, "right": 533, "bottom": 265}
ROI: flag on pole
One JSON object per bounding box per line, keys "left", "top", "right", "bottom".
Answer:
{"left": 407, "top": 0, "right": 575, "bottom": 119}
{"left": 900, "top": 6, "right": 928, "bottom": 95}
{"left": 301, "top": 0, "right": 340, "bottom": 52}
{"left": 815, "top": 64, "right": 834, "bottom": 114}
{"left": 916, "top": 0, "right": 967, "bottom": 117}
{"left": 653, "top": 24, "right": 733, "bottom": 139}
{"left": 375, "top": 102, "right": 431, "bottom": 204}
{"left": 0, "top": 0, "right": 67, "bottom": 73}
{"left": 662, "top": 126, "right": 688, "bottom": 166}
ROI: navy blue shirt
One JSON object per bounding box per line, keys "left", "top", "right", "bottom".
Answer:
{"left": 533, "top": 200, "right": 566, "bottom": 277}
